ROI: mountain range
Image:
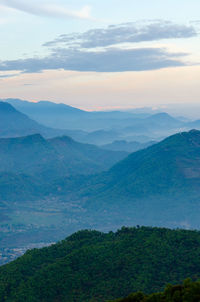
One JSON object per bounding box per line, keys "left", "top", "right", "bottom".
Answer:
{"left": 0, "top": 133, "right": 127, "bottom": 180}
{"left": 2, "top": 98, "right": 194, "bottom": 145}
{"left": 1, "top": 129, "right": 200, "bottom": 254}
{"left": 0, "top": 101, "right": 153, "bottom": 146}
{"left": 2, "top": 99, "right": 200, "bottom": 263}
{"left": 0, "top": 101, "right": 72, "bottom": 138}
{"left": 51, "top": 129, "right": 200, "bottom": 229}
{"left": 4, "top": 98, "right": 143, "bottom": 131}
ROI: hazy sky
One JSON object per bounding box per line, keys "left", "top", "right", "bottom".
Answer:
{"left": 0, "top": 0, "right": 199, "bottom": 110}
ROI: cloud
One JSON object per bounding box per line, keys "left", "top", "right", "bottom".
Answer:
{"left": 0, "top": 19, "right": 195, "bottom": 74}
{"left": 43, "top": 21, "right": 197, "bottom": 48}
{"left": 0, "top": 47, "right": 187, "bottom": 73}
{"left": 0, "top": 0, "right": 92, "bottom": 20}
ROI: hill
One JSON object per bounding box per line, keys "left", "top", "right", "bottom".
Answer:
{"left": 0, "top": 102, "right": 44, "bottom": 137}
{"left": 4, "top": 99, "right": 192, "bottom": 145}
{"left": 0, "top": 101, "right": 84, "bottom": 139}
{"left": 111, "top": 279, "right": 200, "bottom": 302}
{"left": 1, "top": 227, "right": 200, "bottom": 301}
{"left": 4, "top": 98, "right": 141, "bottom": 131}
{"left": 124, "top": 112, "right": 183, "bottom": 135}
{"left": 0, "top": 134, "right": 127, "bottom": 180}
{"left": 0, "top": 101, "right": 152, "bottom": 145}
{"left": 52, "top": 129, "right": 200, "bottom": 229}
{"left": 2, "top": 130, "right": 200, "bottom": 258}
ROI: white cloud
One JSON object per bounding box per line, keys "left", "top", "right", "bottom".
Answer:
{"left": 43, "top": 21, "right": 197, "bottom": 48}
{"left": 0, "top": 0, "right": 92, "bottom": 20}
{"left": 0, "top": 47, "right": 188, "bottom": 73}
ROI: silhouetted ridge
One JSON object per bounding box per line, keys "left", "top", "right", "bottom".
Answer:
{"left": 0, "top": 102, "right": 18, "bottom": 113}
{"left": 147, "top": 112, "right": 176, "bottom": 121}
{"left": 49, "top": 135, "right": 75, "bottom": 144}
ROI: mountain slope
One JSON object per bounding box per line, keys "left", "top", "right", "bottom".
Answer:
{"left": 1, "top": 227, "right": 200, "bottom": 302}
{"left": 111, "top": 279, "right": 200, "bottom": 302}
{"left": 124, "top": 112, "right": 183, "bottom": 134}
{"left": 0, "top": 134, "right": 127, "bottom": 179}
{"left": 4, "top": 98, "right": 140, "bottom": 131}
{"left": 50, "top": 129, "right": 200, "bottom": 229}
{"left": 0, "top": 101, "right": 90, "bottom": 139}
{"left": 0, "top": 102, "right": 44, "bottom": 137}
{"left": 83, "top": 129, "right": 200, "bottom": 198}
{"left": 2, "top": 130, "right": 200, "bottom": 251}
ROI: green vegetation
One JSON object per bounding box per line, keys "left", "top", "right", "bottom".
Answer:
{"left": 110, "top": 279, "right": 200, "bottom": 302}
{"left": 2, "top": 130, "right": 200, "bottom": 256}
{"left": 1, "top": 227, "right": 200, "bottom": 301}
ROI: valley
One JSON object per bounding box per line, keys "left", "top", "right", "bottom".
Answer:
{"left": 1, "top": 5, "right": 200, "bottom": 301}
{"left": 1, "top": 100, "right": 200, "bottom": 265}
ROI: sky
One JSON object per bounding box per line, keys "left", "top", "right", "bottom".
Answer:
{"left": 0, "top": 0, "right": 200, "bottom": 110}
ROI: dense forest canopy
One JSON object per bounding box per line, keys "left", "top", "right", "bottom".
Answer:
{"left": 1, "top": 226, "right": 200, "bottom": 301}
{"left": 110, "top": 279, "right": 200, "bottom": 302}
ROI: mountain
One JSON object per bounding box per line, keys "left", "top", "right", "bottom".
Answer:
{"left": 1, "top": 227, "right": 200, "bottom": 301}
{"left": 111, "top": 279, "right": 200, "bottom": 302}
{"left": 0, "top": 102, "right": 44, "bottom": 137}
{"left": 2, "top": 130, "right": 200, "bottom": 257}
{"left": 0, "top": 134, "right": 127, "bottom": 179}
{"left": 124, "top": 112, "right": 183, "bottom": 135}
{"left": 52, "top": 129, "right": 200, "bottom": 229}
{"left": 0, "top": 101, "right": 153, "bottom": 144}
{"left": 3, "top": 99, "right": 191, "bottom": 145}
{"left": 145, "top": 112, "right": 181, "bottom": 125}
{"left": 4, "top": 98, "right": 141, "bottom": 131}
{"left": 0, "top": 101, "right": 82, "bottom": 139}
{"left": 101, "top": 140, "right": 156, "bottom": 152}
{"left": 82, "top": 129, "right": 200, "bottom": 197}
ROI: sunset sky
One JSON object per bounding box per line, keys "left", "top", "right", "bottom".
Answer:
{"left": 0, "top": 0, "right": 199, "bottom": 110}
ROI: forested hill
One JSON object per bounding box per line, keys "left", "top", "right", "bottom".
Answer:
{"left": 1, "top": 227, "right": 200, "bottom": 302}
{"left": 110, "top": 279, "right": 200, "bottom": 302}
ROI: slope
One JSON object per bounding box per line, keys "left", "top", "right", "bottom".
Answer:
{"left": 1, "top": 227, "right": 200, "bottom": 302}
{"left": 5, "top": 98, "right": 141, "bottom": 131}
{"left": 80, "top": 129, "right": 200, "bottom": 199}
{"left": 111, "top": 279, "right": 200, "bottom": 302}
{"left": 0, "top": 134, "right": 127, "bottom": 180}
{"left": 0, "top": 101, "right": 87, "bottom": 139}
{"left": 51, "top": 130, "right": 200, "bottom": 229}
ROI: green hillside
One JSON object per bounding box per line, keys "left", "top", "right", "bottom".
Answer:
{"left": 110, "top": 279, "right": 200, "bottom": 302}
{"left": 1, "top": 227, "right": 200, "bottom": 302}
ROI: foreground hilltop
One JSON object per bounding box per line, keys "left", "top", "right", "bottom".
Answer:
{"left": 111, "top": 279, "right": 200, "bottom": 302}
{"left": 1, "top": 227, "right": 200, "bottom": 301}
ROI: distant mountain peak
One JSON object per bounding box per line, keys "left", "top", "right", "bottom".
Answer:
{"left": 148, "top": 112, "right": 176, "bottom": 120}
{"left": 21, "top": 133, "right": 46, "bottom": 142}
{"left": 49, "top": 135, "right": 75, "bottom": 144}
{"left": 0, "top": 101, "right": 18, "bottom": 113}
{"left": 188, "top": 129, "right": 200, "bottom": 134}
